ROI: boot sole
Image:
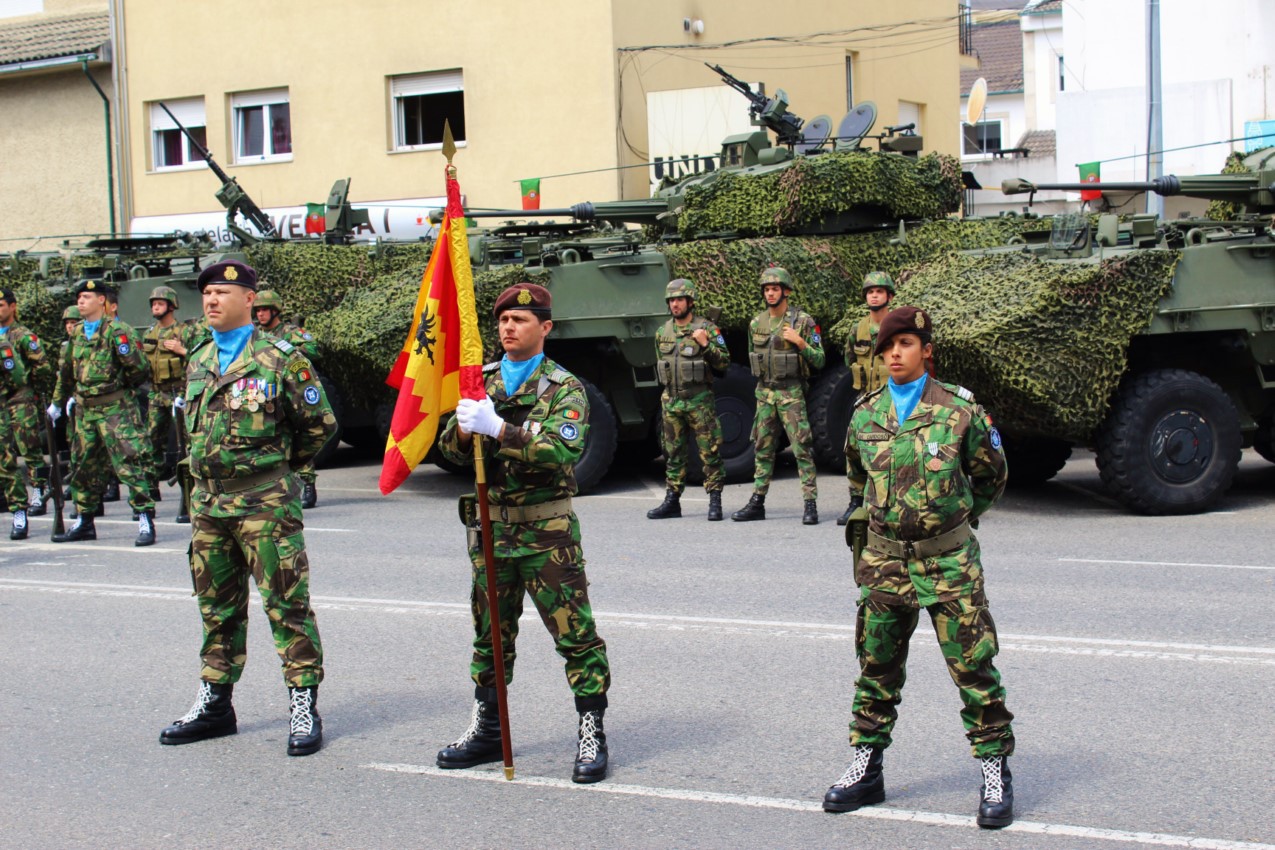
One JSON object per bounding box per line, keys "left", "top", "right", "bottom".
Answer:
{"left": 288, "top": 737, "right": 323, "bottom": 756}
{"left": 976, "top": 812, "right": 1013, "bottom": 829}
{"left": 822, "top": 788, "right": 885, "bottom": 813}
{"left": 53, "top": 533, "right": 97, "bottom": 542}
{"left": 436, "top": 752, "right": 504, "bottom": 769}
{"left": 572, "top": 769, "right": 607, "bottom": 784}
{"left": 159, "top": 723, "right": 238, "bottom": 746}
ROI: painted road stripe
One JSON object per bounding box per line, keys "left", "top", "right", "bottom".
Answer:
{"left": 1060, "top": 557, "right": 1275, "bottom": 572}
{"left": 2, "top": 579, "right": 1272, "bottom": 666}
{"left": 363, "top": 762, "right": 1275, "bottom": 850}
{"left": 23, "top": 517, "right": 354, "bottom": 533}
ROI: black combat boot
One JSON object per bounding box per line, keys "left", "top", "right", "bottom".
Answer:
{"left": 150, "top": 485, "right": 162, "bottom": 502}
{"left": 646, "top": 488, "right": 681, "bottom": 519}
{"left": 10, "top": 509, "right": 28, "bottom": 540}
{"left": 572, "top": 708, "right": 608, "bottom": 784}
{"left": 287, "top": 686, "right": 323, "bottom": 756}
{"left": 823, "top": 745, "right": 885, "bottom": 812}
{"left": 301, "top": 482, "right": 317, "bottom": 509}
{"left": 707, "top": 490, "right": 723, "bottom": 521}
{"left": 102, "top": 480, "right": 120, "bottom": 502}
{"left": 135, "top": 509, "right": 157, "bottom": 547}
{"left": 53, "top": 513, "right": 96, "bottom": 542}
{"left": 28, "top": 486, "right": 47, "bottom": 517}
{"left": 175, "top": 510, "right": 191, "bottom": 524}
{"left": 437, "top": 689, "right": 503, "bottom": 769}
{"left": 731, "top": 492, "right": 766, "bottom": 522}
{"left": 976, "top": 755, "right": 1014, "bottom": 828}
{"left": 836, "top": 502, "right": 855, "bottom": 526}
{"left": 803, "top": 499, "right": 819, "bottom": 525}
{"left": 159, "top": 681, "right": 237, "bottom": 745}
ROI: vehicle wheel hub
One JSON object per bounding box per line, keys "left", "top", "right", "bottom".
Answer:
{"left": 1150, "top": 411, "right": 1213, "bottom": 483}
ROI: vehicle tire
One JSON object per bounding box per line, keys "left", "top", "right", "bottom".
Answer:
{"left": 1253, "top": 419, "right": 1275, "bottom": 464}
{"left": 312, "top": 375, "right": 343, "bottom": 469}
{"left": 1002, "top": 434, "right": 1072, "bottom": 487}
{"left": 574, "top": 377, "right": 618, "bottom": 494}
{"left": 1094, "top": 369, "right": 1241, "bottom": 515}
{"left": 808, "top": 364, "right": 859, "bottom": 471}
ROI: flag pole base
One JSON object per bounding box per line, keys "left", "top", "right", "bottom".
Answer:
{"left": 504, "top": 766, "right": 515, "bottom": 781}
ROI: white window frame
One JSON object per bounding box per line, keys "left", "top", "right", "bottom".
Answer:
{"left": 150, "top": 98, "right": 208, "bottom": 172}
{"left": 232, "top": 88, "right": 292, "bottom": 164}
{"left": 390, "top": 70, "right": 466, "bottom": 152}
{"left": 961, "top": 119, "right": 1004, "bottom": 158}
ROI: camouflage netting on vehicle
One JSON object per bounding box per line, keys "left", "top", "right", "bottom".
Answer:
{"left": 674, "top": 152, "right": 964, "bottom": 238}
{"left": 0, "top": 255, "right": 77, "bottom": 399}
{"left": 836, "top": 250, "right": 1181, "bottom": 441}
{"left": 1204, "top": 148, "right": 1269, "bottom": 221}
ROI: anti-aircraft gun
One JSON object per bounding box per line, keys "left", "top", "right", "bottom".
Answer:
{"left": 912, "top": 146, "right": 1275, "bottom": 514}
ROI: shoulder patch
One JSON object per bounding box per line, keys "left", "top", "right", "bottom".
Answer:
{"left": 956, "top": 386, "right": 975, "bottom": 402}
{"left": 546, "top": 367, "right": 574, "bottom": 385}
{"left": 273, "top": 339, "right": 295, "bottom": 354}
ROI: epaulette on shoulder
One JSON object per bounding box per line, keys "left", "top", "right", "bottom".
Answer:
{"left": 483, "top": 361, "right": 500, "bottom": 374}
{"left": 546, "top": 366, "right": 574, "bottom": 386}
{"left": 856, "top": 386, "right": 886, "bottom": 409}
{"left": 189, "top": 336, "right": 214, "bottom": 355}
{"left": 955, "top": 385, "right": 976, "bottom": 402}
{"left": 273, "top": 339, "right": 295, "bottom": 355}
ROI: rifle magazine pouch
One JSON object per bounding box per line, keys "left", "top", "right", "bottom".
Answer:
{"left": 458, "top": 493, "right": 477, "bottom": 526}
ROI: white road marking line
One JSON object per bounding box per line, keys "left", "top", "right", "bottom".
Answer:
{"left": 362, "top": 763, "right": 1275, "bottom": 850}
{"left": 2, "top": 579, "right": 1272, "bottom": 665}
{"left": 7, "top": 543, "right": 186, "bottom": 554}
{"left": 23, "top": 517, "right": 355, "bottom": 533}
{"left": 1060, "top": 557, "right": 1275, "bottom": 572}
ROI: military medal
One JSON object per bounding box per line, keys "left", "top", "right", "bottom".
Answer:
{"left": 230, "top": 379, "right": 246, "bottom": 410}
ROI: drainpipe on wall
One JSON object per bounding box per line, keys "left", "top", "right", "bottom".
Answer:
{"left": 82, "top": 59, "right": 117, "bottom": 236}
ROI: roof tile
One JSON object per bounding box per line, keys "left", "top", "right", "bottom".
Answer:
{"left": 0, "top": 9, "right": 109, "bottom": 67}
{"left": 960, "top": 19, "right": 1023, "bottom": 96}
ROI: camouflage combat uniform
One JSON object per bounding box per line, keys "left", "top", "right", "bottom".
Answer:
{"left": 262, "top": 321, "right": 320, "bottom": 488}
{"left": 844, "top": 309, "right": 892, "bottom": 498}
{"left": 183, "top": 330, "right": 335, "bottom": 688}
{"left": 52, "top": 318, "right": 155, "bottom": 517}
{"left": 844, "top": 376, "right": 1014, "bottom": 757}
{"left": 1, "top": 322, "right": 51, "bottom": 497}
{"left": 655, "top": 314, "right": 729, "bottom": 493}
{"left": 746, "top": 306, "right": 825, "bottom": 498}
{"left": 439, "top": 358, "right": 611, "bottom": 709}
{"left": 142, "top": 319, "right": 199, "bottom": 476}
{"left": 0, "top": 338, "right": 29, "bottom": 510}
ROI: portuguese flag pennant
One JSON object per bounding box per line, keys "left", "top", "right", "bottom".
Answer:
{"left": 520, "top": 178, "right": 540, "bottom": 210}
{"left": 1078, "top": 161, "right": 1101, "bottom": 201}
{"left": 304, "top": 203, "right": 326, "bottom": 235}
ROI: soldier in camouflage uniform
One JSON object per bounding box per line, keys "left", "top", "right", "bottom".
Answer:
{"left": 142, "top": 286, "right": 198, "bottom": 515}
{"left": 54, "top": 305, "right": 101, "bottom": 522}
{"left": 838, "top": 271, "right": 897, "bottom": 526}
{"left": 823, "top": 306, "right": 1016, "bottom": 829}
{"left": 647, "top": 278, "right": 730, "bottom": 521}
{"left": 254, "top": 290, "right": 321, "bottom": 509}
{"left": 732, "top": 266, "right": 825, "bottom": 524}
{"left": 158, "top": 260, "right": 335, "bottom": 757}
{"left": 0, "top": 288, "right": 52, "bottom": 517}
{"left": 436, "top": 282, "right": 612, "bottom": 784}
{"left": 1, "top": 333, "right": 31, "bottom": 539}
{"left": 49, "top": 280, "right": 157, "bottom": 546}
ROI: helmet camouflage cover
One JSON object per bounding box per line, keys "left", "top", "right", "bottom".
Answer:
{"left": 665, "top": 278, "right": 697, "bottom": 301}
{"left": 862, "top": 270, "right": 896, "bottom": 295}
{"left": 149, "top": 285, "right": 179, "bottom": 308}
{"left": 62, "top": 305, "right": 82, "bottom": 321}
{"left": 759, "top": 266, "right": 794, "bottom": 292}
{"left": 255, "top": 290, "right": 283, "bottom": 311}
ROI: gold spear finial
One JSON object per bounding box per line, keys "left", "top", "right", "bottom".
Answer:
{"left": 442, "top": 120, "right": 457, "bottom": 164}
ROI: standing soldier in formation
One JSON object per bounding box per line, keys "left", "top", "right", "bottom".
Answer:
{"left": 838, "top": 271, "right": 897, "bottom": 526}
{"left": 49, "top": 280, "right": 157, "bottom": 546}
{"left": 647, "top": 278, "right": 730, "bottom": 522}
{"left": 0, "top": 287, "right": 52, "bottom": 517}
{"left": 254, "top": 290, "right": 321, "bottom": 509}
{"left": 732, "top": 266, "right": 825, "bottom": 525}
{"left": 437, "top": 282, "right": 612, "bottom": 784}
{"left": 54, "top": 305, "right": 99, "bottom": 522}
{"left": 2, "top": 332, "right": 31, "bottom": 539}
{"left": 142, "top": 285, "right": 196, "bottom": 519}
{"left": 823, "top": 306, "right": 1016, "bottom": 829}
{"left": 158, "top": 260, "right": 335, "bottom": 757}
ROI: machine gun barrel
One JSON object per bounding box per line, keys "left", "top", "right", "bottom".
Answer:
{"left": 156, "top": 102, "right": 279, "bottom": 240}
{"left": 467, "top": 198, "right": 675, "bottom": 226}
{"left": 1003, "top": 174, "right": 1273, "bottom": 209}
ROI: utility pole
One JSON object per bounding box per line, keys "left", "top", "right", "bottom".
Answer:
{"left": 1146, "top": 0, "right": 1164, "bottom": 218}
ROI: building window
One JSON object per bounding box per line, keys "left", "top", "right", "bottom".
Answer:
{"left": 391, "top": 70, "right": 465, "bottom": 150}
{"left": 897, "top": 100, "right": 923, "bottom": 134}
{"left": 232, "top": 88, "right": 291, "bottom": 163}
{"left": 150, "top": 98, "right": 207, "bottom": 170}
{"left": 962, "top": 120, "right": 1003, "bottom": 156}
{"left": 1058, "top": 55, "right": 1065, "bottom": 92}
{"left": 845, "top": 55, "right": 855, "bottom": 111}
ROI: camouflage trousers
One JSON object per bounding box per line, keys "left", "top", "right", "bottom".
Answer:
{"left": 4, "top": 396, "right": 46, "bottom": 490}
{"left": 468, "top": 542, "right": 610, "bottom": 707}
{"left": 849, "top": 593, "right": 1015, "bottom": 757}
{"left": 190, "top": 497, "right": 324, "bottom": 687}
{"left": 69, "top": 399, "right": 154, "bottom": 515}
{"left": 750, "top": 384, "right": 817, "bottom": 499}
{"left": 146, "top": 385, "right": 182, "bottom": 474}
{"left": 660, "top": 389, "right": 724, "bottom": 493}
{"left": 0, "top": 405, "right": 25, "bottom": 508}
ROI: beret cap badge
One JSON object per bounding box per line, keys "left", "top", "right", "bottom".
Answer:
{"left": 517, "top": 289, "right": 533, "bottom": 305}
{"left": 224, "top": 266, "right": 239, "bottom": 281}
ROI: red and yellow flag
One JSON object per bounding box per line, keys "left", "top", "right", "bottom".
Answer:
{"left": 379, "top": 168, "right": 485, "bottom": 495}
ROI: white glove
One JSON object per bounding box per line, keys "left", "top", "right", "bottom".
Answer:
{"left": 456, "top": 397, "right": 505, "bottom": 439}
{"left": 66, "top": 398, "right": 75, "bottom": 416}
{"left": 46, "top": 403, "right": 61, "bottom": 422}
{"left": 173, "top": 396, "right": 186, "bottom": 413}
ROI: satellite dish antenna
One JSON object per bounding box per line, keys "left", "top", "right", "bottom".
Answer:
{"left": 796, "top": 114, "right": 832, "bottom": 154}
{"left": 834, "top": 101, "right": 877, "bottom": 151}
{"left": 967, "top": 77, "right": 988, "bottom": 125}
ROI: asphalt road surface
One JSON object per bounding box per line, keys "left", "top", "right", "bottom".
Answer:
{"left": 2, "top": 446, "right": 1273, "bottom": 850}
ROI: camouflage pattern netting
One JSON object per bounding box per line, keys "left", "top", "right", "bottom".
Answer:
{"left": 842, "top": 250, "right": 1182, "bottom": 441}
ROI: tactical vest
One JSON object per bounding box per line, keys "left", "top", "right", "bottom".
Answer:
{"left": 749, "top": 307, "right": 806, "bottom": 386}
{"left": 850, "top": 314, "right": 890, "bottom": 393}
{"left": 144, "top": 323, "right": 186, "bottom": 387}
{"left": 655, "top": 317, "right": 714, "bottom": 397}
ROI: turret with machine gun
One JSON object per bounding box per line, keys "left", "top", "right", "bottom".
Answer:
{"left": 157, "top": 101, "right": 280, "bottom": 245}
{"left": 706, "top": 63, "right": 805, "bottom": 147}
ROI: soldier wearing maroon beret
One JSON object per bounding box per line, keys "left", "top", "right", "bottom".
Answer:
{"left": 436, "top": 281, "right": 613, "bottom": 784}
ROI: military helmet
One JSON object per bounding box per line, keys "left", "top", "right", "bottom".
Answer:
{"left": 862, "top": 271, "right": 896, "bottom": 295}
{"left": 255, "top": 290, "right": 283, "bottom": 311}
{"left": 61, "top": 305, "right": 82, "bottom": 321}
{"left": 759, "top": 266, "right": 795, "bottom": 293}
{"left": 665, "top": 278, "right": 697, "bottom": 302}
{"left": 149, "top": 285, "right": 179, "bottom": 308}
